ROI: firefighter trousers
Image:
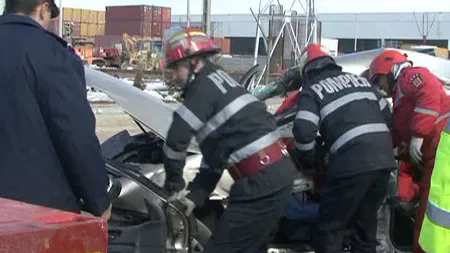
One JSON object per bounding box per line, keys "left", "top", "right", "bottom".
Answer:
{"left": 202, "top": 157, "right": 296, "bottom": 253}
{"left": 314, "top": 169, "right": 392, "bottom": 253}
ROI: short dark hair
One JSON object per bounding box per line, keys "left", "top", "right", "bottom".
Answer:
{"left": 5, "top": 0, "right": 41, "bottom": 15}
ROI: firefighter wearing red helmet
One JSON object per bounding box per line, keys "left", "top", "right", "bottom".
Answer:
{"left": 161, "top": 27, "right": 297, "bottom": 253}
{"left": 293, "top": 43, "right": 396, "bottom": 253}
{"left": 369, "top": 49, "right": 450, "bottom": 253}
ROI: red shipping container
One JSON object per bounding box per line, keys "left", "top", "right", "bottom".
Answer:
{"left": 106, "top": 5, "right": 144, "bottom": 20}
{"left": 106, "top": 5, "right": 152, "bottom": 22}
{"left": 106, "top": 20, "right": 151, "bottom": 36}
{"left": 0, "top": 198, "right": 107, "bottom": 253}
{"left": 162, "top": 7, "right": 171, "bottom": 23}
{"left": 222, "top": 37, "right": 231, "bottom": 54}
{"left": 162, "top": 22, "right": 171, "bottom": 30}
{"left": 94, "top": 34, "right": 123, "bottom": 48}
{"left": 152, "top": 6, "right": 162, "bottom": 22}
{"left": 151, "top": 22, "right": 162, "bottom": 37}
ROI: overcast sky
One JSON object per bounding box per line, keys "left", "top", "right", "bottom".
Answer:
{"left": 61, "top": 0, "right": 450, "bottom": 14}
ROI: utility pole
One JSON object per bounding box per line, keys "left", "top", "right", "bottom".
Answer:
{"left": 202, "top": 0, "right": 211, "bottom": 35}
{"left": 354, "top": 13, "right": 358, "bottom": 52}
{"left": 186, "top": 0, "right": 190, "bottom": 27}
{"left": 265, "top": 7, "right": 274, "bottom": 85}
{"left": 413, "top": 12, "right": 437, "bottom": 45}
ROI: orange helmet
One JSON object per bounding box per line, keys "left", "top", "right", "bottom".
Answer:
{"left": 369, "top": 49, "right": 409, "bottom": 82}
{"left": 298, "top": 43, "right": 338, "bottom": 78}
{"left": 163, "top": 27, "right": 220, "bottom": 68}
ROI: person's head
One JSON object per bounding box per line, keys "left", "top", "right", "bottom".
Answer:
{"left": 369, "top": 49, "right": 411, "bottom": 96}
{"left": 163, "top": 27, "right": 220, "bottom": 87}
{"left": 298, "top": 43, "right": 341, "bottom": 81}
{"left": 4, "top": 0, "right": 59, "bottom": 29}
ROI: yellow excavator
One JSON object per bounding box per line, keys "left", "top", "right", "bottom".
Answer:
{"left": 121, "top": 33, "right": 162, "bottom": 71}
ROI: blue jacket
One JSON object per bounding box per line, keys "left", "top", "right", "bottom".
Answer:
{"left": 0, "top": 14, "right": 110, "bottom": 216}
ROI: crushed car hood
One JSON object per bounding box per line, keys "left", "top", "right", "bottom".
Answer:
{"left": 85, "top": 48, "right": 450, "bottom": 153}
{"left": 84, "top": 68, "right": 200, "bottom": 153}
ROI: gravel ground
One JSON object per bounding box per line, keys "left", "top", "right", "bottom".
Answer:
{"left": 93, "top": 97, "right": 285, "bottom": 143}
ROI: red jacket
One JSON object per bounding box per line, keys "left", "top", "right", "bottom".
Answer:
{"left": 392, "top": 66, "right": 450, "bottom": 168}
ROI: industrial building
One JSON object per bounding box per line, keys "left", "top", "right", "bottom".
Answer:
{"left": 172, "top": 12, "right": 450, "bottom": 55}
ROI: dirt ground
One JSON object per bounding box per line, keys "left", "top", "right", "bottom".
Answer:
{"left": 93, "top": 97, "right": 284, "bottom": 143}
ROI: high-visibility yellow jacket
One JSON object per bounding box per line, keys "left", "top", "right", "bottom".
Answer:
{"left": 419, "top": 119, "right": 450, "bottom": 253}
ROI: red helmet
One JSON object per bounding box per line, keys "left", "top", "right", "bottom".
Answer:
{"left": 163, "top": 27, "right": 220, "bottom": 68}
{"left": 298, "top": 43, "right": 337, "bottom": 78}
{"left": 369, "top": 49, "right": 408, "bottom": 82}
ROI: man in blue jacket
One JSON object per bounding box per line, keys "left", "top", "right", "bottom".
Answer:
{"left": 0, "top": 0, "right": 111, "bottom": 219}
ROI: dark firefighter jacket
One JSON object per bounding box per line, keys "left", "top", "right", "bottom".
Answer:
{"left": 293, "top": 69, "right": 396, "bottom": 178}
{"left": 163, "top": 62, "right": 292, "bottom": 206}
{"left": 0, "top": 14, "right": 110, "bottom": 216}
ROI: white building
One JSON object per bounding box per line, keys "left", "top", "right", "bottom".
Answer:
{"left": 172, "top": 12, "right": 450, "bottom": 54}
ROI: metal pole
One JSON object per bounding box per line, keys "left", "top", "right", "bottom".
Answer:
{"left": 58, "top": 0, "right": 63, "bottom": 37}
{"left": 202, "top": 0, "right": 211, "bottom": 35}
{"left": 354, "top": 13, "right": 358, "bottom": 52}
{"left": 265, "top": 8, "right": 274, "bottom": 85}
{"left": 186, "top": 0, "right": 190, "bottom": 27}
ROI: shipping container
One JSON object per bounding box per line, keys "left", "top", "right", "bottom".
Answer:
{"left": 81, "top": 9, "right": 90, "bottom": 23}
{"left": 162, "top": 22, "right": 171, "bottom": 31}
{"left": 72, "top": 22, "right": 81, "bottom": 37}
{"left": 97, "top": 11, "right": 105, "bottom": 24}
{"left": 89, "top": 10, "right": 98, "bottom": 23}
{"left": 222, "top": 37, "right": 231, "bottom": 54}
{"left": 162, "top": 7, "right": 171, "bottom": 23}
{"left": 152, "top": 6, "right": 162, "bottom": 22}
{"left": 96, "top": 24, "right": 105, "bottom": 35}
{"left": 105, "top": 5, "right": 152, "bottom": 22}
{"left": 62, "top": 7, "right": 73, "bottom": 21}
{"left": 72, "top": 8, "right": 81, "bottom": 22}
{"left": 80, "top": 23, "right": 88, "bottom": 37}
{"left": 151, "top": 22, "right": 162, "bottom": 37}
{"left": 105, "top": 20, "right": 152, "bottom": 36}
{"left": 94, "top": 34, "right": 123, "bottom": 48}
{"left": 87, "top": 23, "right": 97, "bottom": 37}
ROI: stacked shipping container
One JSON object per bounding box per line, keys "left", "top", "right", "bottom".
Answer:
{"left": 104, "top": 5, "right": 171, "bottom": 38}
{"left": 48, "top": 7, "right": 105, "bottom": 39}
{"left": 211, "top": 37, "right": 231, "bottom": 55}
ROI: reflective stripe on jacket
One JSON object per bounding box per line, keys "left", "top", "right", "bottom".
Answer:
{"left": 419, "top": 119, "right": 450, "bottom": 253}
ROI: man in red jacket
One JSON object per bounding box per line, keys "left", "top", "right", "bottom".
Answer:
{"left": 369, "top": 49, "right": 450, "bottom": 253}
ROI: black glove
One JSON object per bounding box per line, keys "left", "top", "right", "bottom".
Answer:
{"left": 277, "top": 67, "right": 303, "bottom": 94}
{"left": 163, "top": 174, "right": 186, "bottom": 194}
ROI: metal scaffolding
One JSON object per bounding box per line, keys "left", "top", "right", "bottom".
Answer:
{"left": 250, "top": 0, "right": 319, "bottom": 87}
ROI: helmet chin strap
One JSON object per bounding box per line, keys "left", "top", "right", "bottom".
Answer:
{"left": 387, "top": 61, "right": 412, "bottom": 91}
{"left": 180, "top": 59, "right": 200, "bottom": 96}
{"left": 188, "top": 59, "right": 199, "bottom": 83}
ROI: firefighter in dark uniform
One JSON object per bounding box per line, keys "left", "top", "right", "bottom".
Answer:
{"left": 161, "top": 27, "right": 297, "bottom": 253}
{"left": 292, "top": 43, "right": 396, "bottom": 253}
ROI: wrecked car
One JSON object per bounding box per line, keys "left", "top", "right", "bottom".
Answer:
{"left": 85, "top": 48, "right": 450, "bottom": 253}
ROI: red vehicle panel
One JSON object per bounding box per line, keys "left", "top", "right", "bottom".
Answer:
{"left": 0, "top": 198, "right": 107, "bottom": 253}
